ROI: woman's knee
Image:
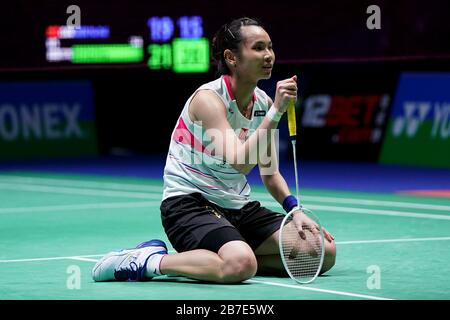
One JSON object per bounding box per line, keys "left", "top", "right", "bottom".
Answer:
{"left": 223, "top": 253, "right": 257, "bottom": 282}
{"left": 320, "top": 239, "right": 336, "bottom": 275}
{"left": 218, "top": 241, "right": 258, "bottom": 283}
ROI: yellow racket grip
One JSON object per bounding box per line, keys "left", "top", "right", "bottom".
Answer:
{"left": 287, "top": 100, "right": 297, "bottom": 138}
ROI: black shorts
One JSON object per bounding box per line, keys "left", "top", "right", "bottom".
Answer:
{"left": 160, "top": 192, "right": 285, "bottom": 253}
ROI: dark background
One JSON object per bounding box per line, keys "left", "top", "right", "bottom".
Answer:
{"left": 4, "top": 0, "right": 450, "bottom": 67}
{"left": 1, "top": 0, "right": 450, "bottom": 160}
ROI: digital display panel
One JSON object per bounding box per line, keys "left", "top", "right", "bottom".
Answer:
{"left": 45, "top": 16, "right": 209, "bottom": 73}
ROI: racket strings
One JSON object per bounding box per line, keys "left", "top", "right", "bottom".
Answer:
{"left": 281, "top": 218, "right": 323, "bottom": 282}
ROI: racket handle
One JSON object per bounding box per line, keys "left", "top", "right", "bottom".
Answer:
{"left": 287, "top": 100, "right": 297, "bottom": 139}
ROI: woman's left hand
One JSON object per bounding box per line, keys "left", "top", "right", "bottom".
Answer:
{"left": 291, "top": 209, "right": 335, "bottom": 243}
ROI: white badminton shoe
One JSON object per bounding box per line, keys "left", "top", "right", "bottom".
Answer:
{"left": 92, "top": 239, "right": 167, "bottom": 282}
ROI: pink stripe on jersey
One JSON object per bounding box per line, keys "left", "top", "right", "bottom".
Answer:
{"left": 184, "top": 164, "right": 219, "bottom": 181}
{"left": 223, "top": 75, "right": 256, "bottom": 102}
{"left": 172, "top": 117, "right": 211, "bottom": 156}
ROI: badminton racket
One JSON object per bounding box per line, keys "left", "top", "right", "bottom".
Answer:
{"left": 278, "top": 99, "right": 325, "bottom": 284}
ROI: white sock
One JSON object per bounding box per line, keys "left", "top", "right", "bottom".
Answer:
{"left": 145, "top": 253, "right": 165, "bottom": 276}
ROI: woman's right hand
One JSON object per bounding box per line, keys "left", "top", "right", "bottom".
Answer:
{"left": 273, "top": 75, "right": 298, "bottom": 113}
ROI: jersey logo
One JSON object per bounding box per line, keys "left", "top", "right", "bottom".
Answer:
{"left": 254, "top": 110, "right": 266, "bottom": 117}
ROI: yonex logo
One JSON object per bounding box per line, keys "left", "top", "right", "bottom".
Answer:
{"left": 392, "top": 102, "right": 430, "bottom": 137}
{"left": 0, "top": 103, "right": 83, "bottom": 141}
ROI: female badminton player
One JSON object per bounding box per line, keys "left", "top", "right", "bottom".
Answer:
{"left": 92, "top": 17, "right": 336, "bottom": 284}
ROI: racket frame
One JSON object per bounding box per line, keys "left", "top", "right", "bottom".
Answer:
{"left": 278, "top": 206, "right": 325, "bottom": 284}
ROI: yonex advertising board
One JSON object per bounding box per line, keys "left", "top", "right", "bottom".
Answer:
{"left": 0, "top": 81, "right": 98, "bottom": 159}
{"left": 380, "top": 73, "right": 450, "bottom": 168}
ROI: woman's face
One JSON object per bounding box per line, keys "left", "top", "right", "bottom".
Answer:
{"left": 234, "top": 25, "right": 275, "bottom": 82}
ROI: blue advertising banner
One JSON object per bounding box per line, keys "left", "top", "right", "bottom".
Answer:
{"left": 0, "top": 81, "right": 98, "bottom": 159}
{"left": 380, "top": 73, "right": 450, "bottom": 167}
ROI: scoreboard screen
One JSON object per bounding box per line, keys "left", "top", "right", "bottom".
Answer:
{"left": 45, "top": 16, "right": 210, "bottom": 73}
{"left": 2, "top": 0, "right": 450, "bottom": 71}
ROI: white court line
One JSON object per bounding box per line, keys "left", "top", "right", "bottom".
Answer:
{"left": 299, "top": 195, "right": 450, "bottom": 212}
{"left": 0, "top": 186, "right": 447, "bottom": 220}
{"left": 1, "top": 199, "right": 448, "bottom": 221}
{"left": 252, "top": 191, "right": 450, "bottom": 212}
{"left": 2, "top": 175, "right": 450, "bottom": 212}
{"left": 0, "top": 182, "right": 160, "bottom": 200}
{"left": 2, "top": 236, "right": 449, "bottom": 264}
{"left": 258, "top": 201, "right": 450, "bottom": 221}
{"left": 304, "top": 204, "right": 450, "bottom": 220}
{"left": 0, "top": 254, "right": 104, "bottom": 263}
{"left": 66, "top": 257, "right": 99, "bottom": 262}
{"left": 0, "top": 201, "right": 161, "bottom": 214}
{"left": 247, "top": 279, "right": 393, "bottom": 300}
{"left": 336, "top": 236, "right": 450, "bottom": 245}
{"left": 0, "top": 180, "right": 449, "bottom": 220}
{"left": 0, "top": 175, "right": 162, "bottom": 193}
{"left": 0, "top": 253, "right": 391, "bottom": 299}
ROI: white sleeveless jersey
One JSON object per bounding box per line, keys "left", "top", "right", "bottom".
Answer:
{"left": 162, "top": 75, "right": 271, "bottom": 209}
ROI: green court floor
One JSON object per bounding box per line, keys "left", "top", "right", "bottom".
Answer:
{"left": 1, "top": 172, "right": 449, "bottom": 300}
